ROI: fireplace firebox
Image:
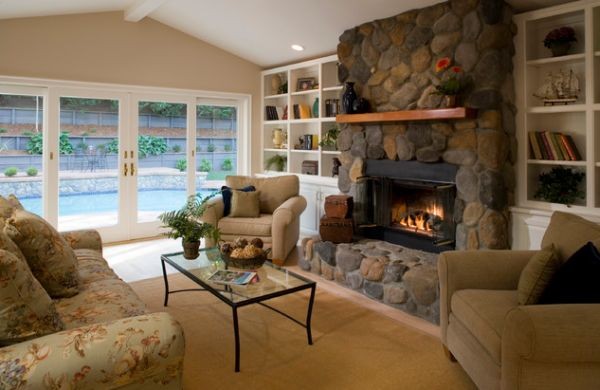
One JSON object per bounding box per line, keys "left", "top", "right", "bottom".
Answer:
{"left": 355, "top": 160, "right": 457, "bottom": 253}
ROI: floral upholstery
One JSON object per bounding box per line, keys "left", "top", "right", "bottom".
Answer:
{"left": 62, "top": 230, "right": 103, "bottom": 254}
{"left": 5, "top": 209, "right": 80, "bottom": 298}
{"left": 0, "top": 195, "right": 24, "bottom": 222}
{"left": 74, "top": 249, "right": 119, "bottom": 284}
{"left": 0, "top": 249, "right": 64, "bottom": 346}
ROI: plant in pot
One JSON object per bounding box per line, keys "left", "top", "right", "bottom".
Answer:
{"left": 534, "top": 166, "right": 584, "bottom": 206}
{"left": 319, "top": 126, "right": 339, "bottom": 151}
{"left": 158, "top": 193, "right": 220, "bottom": 259}
{"left": 434, "top": 57, "right": 465, "bottom": 108}
{"left": 544, "top": 26, "right": 576, "bottom": 57}
{"left": 265, "top": 154, "right": 287, "bottom": 172}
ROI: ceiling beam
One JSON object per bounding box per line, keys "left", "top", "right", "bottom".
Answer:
{"left": 124, "top": 0, "right": 169, "bottom": 22}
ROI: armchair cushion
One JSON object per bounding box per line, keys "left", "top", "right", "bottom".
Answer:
{"left": 226, "top": 175, "right": 299, "bottom": 213}
{"left": 541, "top": 211, "right": 600, "bottom": 262}
{"left": 5, "top": 209, "right": 80, "bottom": 298}
{"left": 517, "top": 245, "right": 560, "bottom": 305}
{"left": 0, "top": 249, "right": 64, "bottom": 346}
{"left": 540, "top": 241, "right": 600, "bottom": 304}
{"left": 221, "top": 185, "right": 255, "bottom": 216}
{"left": 230, "top": 190, "right": 260, "bottom": 217}
{"left": 218, "top": 214, "right": 272, "bottom": 237}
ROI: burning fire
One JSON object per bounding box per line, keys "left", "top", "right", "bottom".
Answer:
{"left": 392, "top": 203, "right": 443, "bottom": 235}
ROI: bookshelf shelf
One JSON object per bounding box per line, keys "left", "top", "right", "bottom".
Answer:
{"left": 323, "top": 86, "right": 343, "bottom": 92}
{"left": 527, "top": 159, "right": 587, "bottom": 166}
{"left": 291, "top": 89, "right": 319, "bottom": 96}
{"left": 526, "top": 53, "right": 585, "bottom": 66}
{"left": 527, "top": 104, "right": 586, "bottom": 114}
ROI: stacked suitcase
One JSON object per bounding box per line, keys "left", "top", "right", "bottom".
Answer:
{"left": 319, "top": 195, "right": 353, "bottom": 243}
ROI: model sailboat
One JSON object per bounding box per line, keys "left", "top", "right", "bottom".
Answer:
{"left": 533, "top": 69, "right": 580, "bottom": 105}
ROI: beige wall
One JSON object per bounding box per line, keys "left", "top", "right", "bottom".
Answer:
{"left": 0, "top": 11, "right": 262, "bottom": 172}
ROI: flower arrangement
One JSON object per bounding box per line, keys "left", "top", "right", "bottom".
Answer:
{"left": 543, "top": 26, "right": 576, "bottom": 48}
{"left": 434, "top": 57, "right": 464, "bottom": 96}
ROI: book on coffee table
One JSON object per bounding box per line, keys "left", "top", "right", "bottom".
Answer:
{"left": 208, "top": 269, "right": 256, "bottom": 285}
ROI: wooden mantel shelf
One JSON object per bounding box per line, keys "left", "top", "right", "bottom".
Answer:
{"left": 336, "top": 107, "right": 477, "bottom": 123}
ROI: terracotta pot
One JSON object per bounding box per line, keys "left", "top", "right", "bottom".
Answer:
{"left": 443, "top": 95, "right": 457, "bottom": 108}
{"left": 182, "top": 240, "right": 200, "bottom": 260}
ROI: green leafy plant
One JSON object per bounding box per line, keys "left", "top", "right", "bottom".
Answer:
{"left": 265, "top": 154, "right": 287, "bottom": 172}
{"left": 207, "top": 144, "right": 216, "bottom": 152}
{"left": 319, "top": 126, "right": 339, "bottom": 149}
{"left": 76, "top": 141, "right": 88, "bottom": 151}
{"left": 175, "top": 159, "right": 187, "bottom": 172}
{"left": 26, "top": 167, "right": 38, "bottom": 177}
{"left": 198, "top": 159, "right": 212, "bottom": 172}
{"left": 138, "top": 135, "right": 167, "bottom": 158}
{"left": 434, "top": 57, "right": 465, "bottom": 96}
{"left": 223, "top": 144, "right": 232, "bottom": 152}
{"left": 4, "top": 167, "right": 17, "bottom": 177}
{"left": 105, "top": 139, "right": 119, "bottom": 154}
{"left": 221, "top": 158, "right": 233, "bottom": 171}
{"left": 158, "top": 193, "right": 220, "bottom": 243}
{"left": 534, "top": 166, "right": 585, "bottom": 205}
{"left": 0, "top": 128, "right": 7, "bottom": 134}
{"left": 171, "top": 145, "right": 182, "bottom": 153}
{"left": 26, "top": 132, "right": 73, "bottom": 155}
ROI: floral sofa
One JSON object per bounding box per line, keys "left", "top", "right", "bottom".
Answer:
{"left": 0, "top": 197, "right": 184, "bottom": 389}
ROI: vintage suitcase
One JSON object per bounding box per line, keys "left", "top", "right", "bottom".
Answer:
{"left": 324, "top": 195, "right": 353, "bottom": 219}
{"left": 301, "top": 160, "right": 318, "bottom": 175}
{"left": 319, "top": 217, "right": 353, "bottom": 243}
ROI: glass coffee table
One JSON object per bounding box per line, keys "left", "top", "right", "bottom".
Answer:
{"left": 160, "top": 248, "right": 316, "bottom": 372}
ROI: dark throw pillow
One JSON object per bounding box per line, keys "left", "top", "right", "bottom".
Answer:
{"left": 221, "top": 185, "right": 255, "bottom": 216}
{"left": 539, "top": 242, "right": 600, "bottom": 304}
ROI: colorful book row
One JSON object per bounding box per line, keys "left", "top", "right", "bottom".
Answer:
{"left": 528, "top": 131, "right": 582, "bottom": 161}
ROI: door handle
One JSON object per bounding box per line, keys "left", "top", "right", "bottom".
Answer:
{"left": 123, "top": 163, "right": 128, "bottom": 176}
{"left": 130, "top": 163, "right": 136, "bottom": 176}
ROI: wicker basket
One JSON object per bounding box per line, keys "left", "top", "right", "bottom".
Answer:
{"left": 220, "top": 248, "right": 271, "bottom": 269}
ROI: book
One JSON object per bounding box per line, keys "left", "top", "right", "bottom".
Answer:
{"left": 561, "top": 134, "right": 582, "bottom": 161}
{"left": 312, "top": 134, "right": 319, "bottom": 150}
{"left": 535, "top": 132, "right": 549, "bottom": 160}
{"left": 540, "top": 131, "right": 555, "bottom": 160}
{"left": 207, "top": 269, "right": 256, "bottom": 285}
{"left": 528, "top": 131, "right": 542, "bottom": 160}
{"left": 554, "top": 132, "right": 571, "bottom": 161}
{"left": 299, "top": 104, "right": 312, "bottom": 119}
{"left": 548, "top": 132, "right": 565, "bottom": 160}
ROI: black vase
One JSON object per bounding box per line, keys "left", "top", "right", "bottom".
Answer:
{"left": 352, "top": 98, "right": 370, "bottom": 114}
{"left": 342, "top": 82, "right": 357, "bottom": 114}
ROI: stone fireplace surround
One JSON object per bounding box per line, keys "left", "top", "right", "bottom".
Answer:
{"left": 299, "top": 0, "right": 517, "bottom": 324}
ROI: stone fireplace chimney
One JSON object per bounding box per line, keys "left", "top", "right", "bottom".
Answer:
{"left": 335, "top": 0, "right": 516, "bottom": 250}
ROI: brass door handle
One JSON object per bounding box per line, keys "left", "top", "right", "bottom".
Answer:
{"left": 130, "top": 163, "right": 136, "bottom": 176}
{"left": 124, "top": 163, "right": 128, "bottom": 176}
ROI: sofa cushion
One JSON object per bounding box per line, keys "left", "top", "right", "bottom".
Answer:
{"left": 540, "top": 242, "right": 600, "bottom": 304}
{"left": 230, "top": 190, "right": 260, "bottom": 218}
{"left": 451, "top": 289, "right": 518, "bottom": 364}
{"left": 74, "top": 249, "right": 119, "bottom": 285}
{"left": 55, "top": 278, "right": 147, "bottom": 329}
{"left": 0, "top": 194, "right": 24, "bottom": 221}
{"left": 0, "top": 249, "right": 64, "bottom": 346}
{"left": 517, "top": 245, "right": 560, "bottom": 305}
{"left": 541, "top": 211, "right": 600, "bottom": 262}
{"left": 218, "top": 214, "right": 272, "bottom": 237}
{"left": 226, "top": 175, "right": 299, "bottom": 214}
{"left": 5, "top": 209, "right": 80, "bottom": 298}
{"left": 221, "top": 185, "right": 255, "bottom": 216}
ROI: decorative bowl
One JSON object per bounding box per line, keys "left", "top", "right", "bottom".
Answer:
{"left": 220, "top": 248, "right": 271, "bottom": 269}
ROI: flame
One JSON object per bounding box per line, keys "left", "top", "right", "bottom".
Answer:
{"left": 392, "top": 202, "right": 443, "bottom": 235}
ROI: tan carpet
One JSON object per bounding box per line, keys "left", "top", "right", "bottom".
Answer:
{"left": 130, "top": 274, "right": 475, "bottom": 390}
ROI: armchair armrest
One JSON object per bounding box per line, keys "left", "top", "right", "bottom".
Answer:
{"left": 502, "top": 304, "right": 600, "bottom": 389}
{"left": 273, "top": 196, "right": 307, "bottom": 228}
{"left": 0, "top": 312, "right": 184, "bottom": 389}
{"left": 438, "top": 250, "right": 535, "bottom": 343}
{"left": 61, "top": 229, "right": 103, "bottom": 254}
{"left": 199, "top": 195, "right": 224, "bottom": 248}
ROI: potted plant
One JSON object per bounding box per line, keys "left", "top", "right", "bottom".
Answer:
{"left": 544, "top": 26, "right": 576, "bottom": 57}
{"left": 434, "top": 57, "right": 465, "bottom": 108}
{"left": 158, "top": 193, "right": 220, "bottom": 259}
{"left": 534, "top": 166, "right": 584, "bottom": 206}
{"left": 319, "top": 127, "right": 339, "bottom": 151}
{"left": 265, "top": 154, "right": 287, "bottom": 172}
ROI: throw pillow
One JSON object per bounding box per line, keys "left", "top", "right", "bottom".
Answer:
{"left": 0, "top": 194, "right": 24, "bottom": 221}
{"left": 0, "top": 249, "right": 64, "bottom": 346}
{"left": 541, "top": 211, "right": 600, "bottom": 262}
{"left": 5, "top": 209, "right": 80, "bottom": 298}
{"left": 221, "top": 185, "right": 256, "bottom": 216}
{"left": 517, "top": 245, "right": 560, "bottom": 305}
{"left": 539, "top": 241, "right": 600, "bottom": 304}
{"left": 230, "top": 190, "right": 260, "bottom": 218}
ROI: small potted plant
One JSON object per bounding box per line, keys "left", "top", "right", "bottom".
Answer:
{"left": 158, "top": 193, "right": 220, "bottom": 259}
{"left": 265, "top": 154, "right": 287, "bottom": 172}
{"left": 434, "top": 57, "right": 465, "bottom": 108}
{"left": 319, "top": 127, "right": 339, "bottom": 151}
{"left": 534, "top": 166, "right": 584, "bottom": 206}
{"left": 544, "top": 26, "right": 576, "bottom": 57}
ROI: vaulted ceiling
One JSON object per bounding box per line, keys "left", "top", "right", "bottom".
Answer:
{"left": 0, "top": 0, "right": 572, "bottom": 67}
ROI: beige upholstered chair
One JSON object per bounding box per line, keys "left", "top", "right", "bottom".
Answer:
{"left": 201, "top": 175, "right": 306, "bottom": 264}
{"left": 438, "top": 212, "right": 600, "bottom": 390}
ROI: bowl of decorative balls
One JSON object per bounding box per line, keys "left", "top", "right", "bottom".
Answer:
{"left": 219, "top": 237, "right": 271, "bottom": 269}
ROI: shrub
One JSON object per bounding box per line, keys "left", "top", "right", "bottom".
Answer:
{"left": 105, "top": 139, "right": 119, "bottom": 154}
{"left": 221, "top": 158, "right": 233, "bottom": 171}
{"left": 138, "top": 135, "right": 167, "bottom": 158}
{"left": 4, "top": 167, "right": 17, "bottom": 177}
{"left": 207, "top": 144, "right": 216, "bottom": 152}
{"left": 175, "top": 159, "right": 187, "bottom": 172}
{"left": 171, "top": 145, "right": 182, "bottom": 153}
{"left": 26, "top": 132, "right": 73, "bottom": 155}
{"left": 0, "top": 128, "right": 7, "bottom": 134}
{"left": 59, "top": 132, "right": 74, "bottom": 155}
{"left": 198, "top": 159, "right": 212, "bottom": 172}
{"left": 26, "top": 167, "right": 38, "bottom": 177}
{"left": 196, "top": 146, "right": 203, "bottom": 152}
{"left": 224, "top": 144, "right": 232, "bottom": 152}
{"left": 76, "top": 141, "right": 88, "bottom": 151}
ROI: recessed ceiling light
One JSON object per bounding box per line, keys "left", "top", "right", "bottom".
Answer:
{"left": 291, "top": 44, "right": 305, "bottom": 51}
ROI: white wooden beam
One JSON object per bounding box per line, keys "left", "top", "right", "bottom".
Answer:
{"left": 124, "top": 0, "right": 169, "bottom": 22}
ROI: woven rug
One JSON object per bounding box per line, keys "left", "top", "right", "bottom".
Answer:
{"left": 130, "top": 273, "right": 475, "bottom": 389}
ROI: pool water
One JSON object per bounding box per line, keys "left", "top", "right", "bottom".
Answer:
{"left": 20, "top": 189, "right": 214, "bottom": 217}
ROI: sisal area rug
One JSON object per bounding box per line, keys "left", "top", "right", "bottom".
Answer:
{"left": 130, "top": 274, "right": 475, "bottom": 390}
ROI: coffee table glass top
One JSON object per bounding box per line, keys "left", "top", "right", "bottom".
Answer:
{"left": 161, "top": 248, "right": 314, "bottom": 304}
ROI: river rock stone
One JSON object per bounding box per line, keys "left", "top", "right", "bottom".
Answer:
{"left": 372, "top": 27, "right": 392, "bottom": 52}
{"left": 416, "top": 4, "right": 446, "bottom": 27}
{"left": 463, "top": 202, "right": 485, "bottom": 226}
{"left": 431, "top": 130, "right": 447, "bottom": 151}
{"left": 390, "top": 62, "right": 412, "bottom": 83}
{"left": 479, "top": 209, "right": 508, "bottom": 249}
{"left": 384, "top": 284, "right": 409, "bottom": 304}
{"left": 383, "top": 262, "right": 408, "bottom": 283}
{"left": 315, "top": 241, "right": 337, "bottom": 266}
{"left": 478, "top": 24, "right": 512, "bottom": 51}
{"left": 403, "top": 265, "right": 438, "bottom": 306}
{"left": 320, "top": 261, "right": 335, "bottom": 280}
{"left": 479, "top": 170, "right": 507, "bottom": 210}
{"left": 378, "top": 45, "right": 402, "bottom": 71}
{"left": 337, "top": 129, "right": 353, "bottom": 151}
{"left": 383, "top": 135, "right": 398, "bottom": 160}
{"left": 433, "top": 11, "right": 461, "bottom": 34}
{"left": 416, "top": 147, "right": 441, "bottom": 163}
{"left": 443, "top": 149, "right": 477, "bottom": 165}
{"left": 467, "top": 229, "right": 479, "bottom": 249}
{"left": 455, "top": 42, "right": 478, "bottom": 72}
{"left": 411, "top": 46, "right": 431, "bottom": 73}
{"left": 338, "top": 166, "right": 351, "bottom": 193}
{"left": 349, "top": 157, "right": 365, "bottom": 182}
{"left": 360, "top": 257, "right": 385, "bottom": 281}
{"left": 349, "top": 56, "right": 371, "bottom": 84}
{"left": 367, "top": 70, "right": 389, "bottom": 86}
{"left": 451, "top": 0, "right": 478, "bottom": 17}
{"left": 389, "top": 23, "right": 409, "bottom": 46}
{"left": 351, "top": 134, "right": 367, "bottom": 159}
{"left": 310, "top": 254, "right": 321, "bottom": 275}
{"left": 455, "top": 223, "right": 467, "bottom": 250}
{"left": 474, "top": 50, "right": 504, "bottom": 89}
{"left": 478, "top": 129, "right": 508, "bottom": 170}
{"left": 456, "top": 167, "right": 478, "bottom": 202}
{"left": 366, "top": 125, "right": 383, "bottom": 145}
{"left": 462, "top": 10, "right": 481, "bottom": 42}
{"left": 390, "top": 82, "right": 419, "bottom": 109}
{"left": 339, "top": 150, "right": 353, "bottom": 167}
{"left": 364, "top": 280, "right": 384, "bottom": 300}
{"left": 454, "top": 198, "right": 465, "bottom": 224}
{"left": 480, "top": 0, "right": 504, "bottom": 25}
{"left": 406, "top": 123, "right": 432, "bottom": 149}
{"left": 396, "top": 134, "right": 415, "bottom": 160}
{"left": 417, "top": 85, "right": 442, "bottom": 109}
{"left": 448, "top": 128, "right": 477, "bottom": 150}
{"left": 405, "top": 26, "right": 434, "bottom": 51}
{"left": 479, "top": 110, "right": 502, "bottom": 130}
{"left": 346, "top": 270, "right": 364, "bottom": 290}
{"left": 467, "top": 89, "right": 502, "bottom": 109}
{"left": 431, "top": 31, "right": 462, "bottom": 55}
{"left": 336, "top": 247, "right": 363, "bottom": 272}
{"left": 367, "top": 145, "right": 386, "bottom": 159}
{"left": 298, "top": 256, "right": 311, "bottom": 271}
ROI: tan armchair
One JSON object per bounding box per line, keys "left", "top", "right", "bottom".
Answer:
{"left": 201, "top": 175, "right": 306, "bottom": 264}
{"left": 438, "top": 212, "right": 600, "bottom": 390}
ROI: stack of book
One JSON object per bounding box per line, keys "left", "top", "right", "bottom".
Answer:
{"left": 293, "top": 104, "right": 312, "bottom": 119}
{"left": 325, "top": 99, "right": 340, "bottom": 117}
{"left": 528, "top": 131, "right": 582, "bottom": 161}
{"left": 265, "top": 105, "right": 287, "bottom": 121}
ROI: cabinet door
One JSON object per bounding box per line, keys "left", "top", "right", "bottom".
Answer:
{"left": 299, "top": 184, "right": 319, "bottom": 233}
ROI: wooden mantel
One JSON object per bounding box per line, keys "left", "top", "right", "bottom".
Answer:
{"left": 336, "top": 107, "right": 477, "bottom": 123}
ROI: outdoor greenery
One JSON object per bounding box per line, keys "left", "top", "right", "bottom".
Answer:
{"left": 158, "top": 193, "right": 220, "bottom": 244}
{"left": 171, "top": 145, "right": 182, "bottom": 153}
{"left": 26, "top": 132, "right": 74, "bottom": 155}
{"left": 223, "top": 144, "right": 232, "bottom": 152}
{"left": 26, "top": 167, "right": 38, "bottom": 177}
{"left": 4, "top": 167, "right": 17, "bottom": 177}
{"left": 221, "top": 158, "right": 233, "bottom": 171}
{"left": 534, "top": 167, "right": 585, "bottom": 205}
{"left": 207, "top": 144, "right": 216, "bottom": 152}
{"left": 197, "top": 106, "right": 235, "bottom": 119}
{"left": 175, "top": 159, "right": 187, "bottom": 172}
{"left": 198, "top": 159, "right": 212, "bottom": 172}
{"left": 105, "top": 135, "right": 168, "bottom": 157}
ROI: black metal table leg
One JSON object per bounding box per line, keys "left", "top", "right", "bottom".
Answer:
{"left": 306, "top": 285, "right": 316, "bottom": 345}
{"left": 161, "top": 259, "right": 170, "bottom": 307}
{"left": 232, "top": 307, "right": 240, "bottom": 372}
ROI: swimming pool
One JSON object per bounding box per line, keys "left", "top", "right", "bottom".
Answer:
{"left": 19, "top": 189, "right": 215, "bottom": 217}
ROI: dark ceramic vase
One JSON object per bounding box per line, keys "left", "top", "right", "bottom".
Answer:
{"left": 352, "top": 97, "right": 370, "bottom": 113}
{"left": 342, "top": 82, "right": 357, "bottom": 114}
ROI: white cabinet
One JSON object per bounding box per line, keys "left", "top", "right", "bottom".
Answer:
{"left": 299, "top": 180, "right": 340, "bottom": 235}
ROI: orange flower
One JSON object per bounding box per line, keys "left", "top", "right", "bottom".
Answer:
{"left": 435, "top": 57, "right": 451, "bottom": 73}
{"left": 451, "top": 66, "right": 462, "bottom": 73}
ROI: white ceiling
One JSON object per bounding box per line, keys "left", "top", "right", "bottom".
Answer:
{"left": 0, "top": 0, "right": 573, "bottom": 68}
